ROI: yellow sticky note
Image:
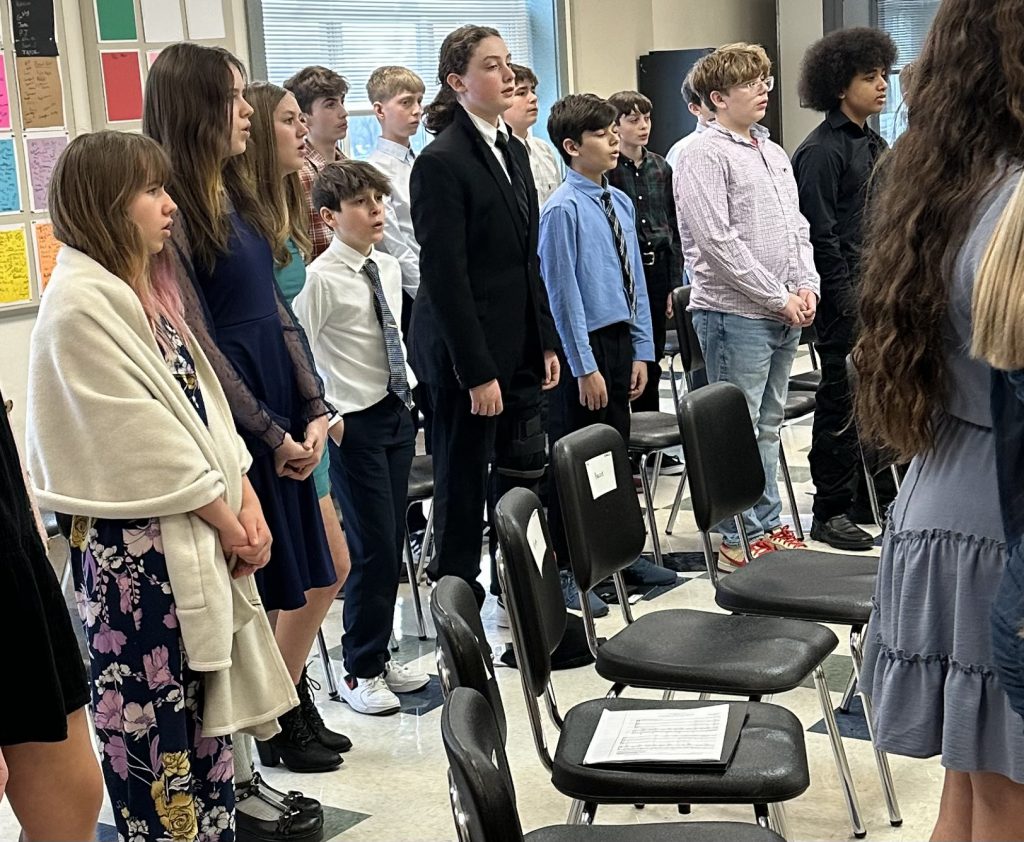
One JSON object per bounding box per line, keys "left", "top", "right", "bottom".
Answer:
{"left": 0, "top": 227, "right": 30, "bottom": 304}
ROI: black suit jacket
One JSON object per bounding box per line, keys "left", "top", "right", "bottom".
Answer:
{"left": 409, "top": 106, "right": 558, "bottom": 390}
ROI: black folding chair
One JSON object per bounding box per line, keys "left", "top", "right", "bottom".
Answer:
{"left": 677, "top": 382, "right": 903, "bottom": 835}
{"left": 431, "top": 576, "right": 808, "bottom": 834}
{"left": 441, "top": 686, "right": 786, "bottom": 842}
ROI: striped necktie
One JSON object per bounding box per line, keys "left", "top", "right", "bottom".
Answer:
{"left": 600, "top": 190, "right": 638, "bottom": 317}
{"left": 363, "top": 258, "right": 412, "bottom": 408}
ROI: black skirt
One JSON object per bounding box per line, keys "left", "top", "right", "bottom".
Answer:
{"left": 0, "top": 388, "right": 90, "bottom": 745}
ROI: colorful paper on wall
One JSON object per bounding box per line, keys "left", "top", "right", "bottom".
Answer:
{"left": 146, "top": 49, "right": 161, "bottom": 68}
{"left": 0, "top": 226, "right": 30, "bottom": 304}
{"left": 25, "top": 135, "right": 66, "bottom": 211}
{"left": 140, "top": 0, "right": 184, "bottom": 43}
{"left": 100, "top": 51, "right": 142, "bottom": 122}
{"left": 0, "top": 138, "right": 20, "bottom": 213}
{"left": 183, "top": 0, "right": 226, "bottom": 40}
{"left": 0, "top": 56, "right": 11, "bottom": 131}
{"left": 11, "top": 0, "right": 58, "bottom": 58}
{"left": 95, "top": 0, "right": 137, "bottom": 41}
{"left": 16, "top": 56, "right": 63, "bottom": 129}
{"left": 33, "top": 220, "right": 60, "bottom": 289}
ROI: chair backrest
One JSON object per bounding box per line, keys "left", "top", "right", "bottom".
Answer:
{"left": 550, "top": 424, "right": 648, "bottom": 592}
{"left": 430, "top": 577, "right": 508, "bottom": 742}
{"left": 671, "top": 285, "right": 705, "bottom": 376}
{"left": 800, "top": 324, "right": 818, "bottom": 346}
{"left": 441, "top": 687, "right": 524, "bottom": 842}
{"left": 677, "top": 382, "right": 765, "bottom": 533}
{"left": 493, "top": 487, "right": 568, "bottom": 699}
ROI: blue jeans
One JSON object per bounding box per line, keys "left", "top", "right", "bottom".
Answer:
{"left": 691, "top": 310, "right": 800, "bottom": 545}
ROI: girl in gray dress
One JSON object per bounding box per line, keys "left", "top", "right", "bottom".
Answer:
{"left": 853, "top": 0, "right": 1024, "bottom": 838}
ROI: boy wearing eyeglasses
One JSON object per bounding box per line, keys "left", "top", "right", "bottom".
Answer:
{"left": 674, "top": 42, "right": 820, "bottom": 570}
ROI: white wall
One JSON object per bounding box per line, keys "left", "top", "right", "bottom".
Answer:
{"left": 777, "top": 0, "right": 825, "bottom": 153}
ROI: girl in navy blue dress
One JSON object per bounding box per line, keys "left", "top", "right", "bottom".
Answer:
{"left": 143, "top": 44, "right": 345, "bottom": 776}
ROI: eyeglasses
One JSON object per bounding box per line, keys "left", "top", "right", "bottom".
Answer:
{"left": 738, "top": 75, "right": 775, "bottom": 93}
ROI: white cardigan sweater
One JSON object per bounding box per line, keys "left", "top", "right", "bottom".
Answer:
{"left": 27, "top": 246, "right": 297, "bottom": 738}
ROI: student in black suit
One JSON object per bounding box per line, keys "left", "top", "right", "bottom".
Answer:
{"left": 410, "top": 24, "right": 560, "bottom": 607}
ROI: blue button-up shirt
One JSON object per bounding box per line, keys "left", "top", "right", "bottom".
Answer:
{"left": 539, "top": 169, "right": 654, "bottom": 378}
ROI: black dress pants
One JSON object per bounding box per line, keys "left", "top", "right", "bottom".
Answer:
{"left": 632, "top": 255, "right": 671, "bottom": 412}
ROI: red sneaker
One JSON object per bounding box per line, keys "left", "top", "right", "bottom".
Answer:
{"left": 718, "top": 537, "right": 776, "bottom": 571}
{"left": 766, "top": 525, "right": 807, "bottom": 551}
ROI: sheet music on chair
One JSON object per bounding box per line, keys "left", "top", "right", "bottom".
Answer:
{"left": 583, "top": 705, "right": 734, "bottom": 766}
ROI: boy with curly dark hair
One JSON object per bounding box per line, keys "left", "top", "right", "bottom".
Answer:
{"left": 792, "top": 27, "right": 896, "bottom": 551}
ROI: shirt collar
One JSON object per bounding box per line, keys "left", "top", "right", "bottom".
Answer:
{"left": 464, "top": 106, "right": 510, "bottom": 148}
{"left": 305, "top": 139, "right": 344, "bottom": 170}
{"left": 826, "top": 107, "right": 881, "bottom": 141}
{"left": 374, "top": 136, "right": 416, "bottom": 163}
{"left": 708, "top": 119, "right": 770, "bottom": 146}
{"left": 565, "top": 167, "right": 608, "bottom": 198}
{"left": 326, "top": 235, "right": 376, "bottom": 274}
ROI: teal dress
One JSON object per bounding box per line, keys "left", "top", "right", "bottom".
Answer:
{"left": 275, "top": 237, "right": 332, "bottom": 499}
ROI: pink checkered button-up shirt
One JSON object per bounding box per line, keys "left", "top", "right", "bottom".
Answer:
{"left": 674, "top": 120, "right": 819, "bottom": 320}
{"left": 299, "top": 141, "right": 345, "bottom": 260}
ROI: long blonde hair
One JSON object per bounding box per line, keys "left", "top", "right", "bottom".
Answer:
{"left": 972, "top": 173, "right": 1024, "bottom": 369}
{"left": 49, "top": 131, "right": 188, "bottom": 341}
{"left": 224, "top": 81, "right": 311, "bottom": 265}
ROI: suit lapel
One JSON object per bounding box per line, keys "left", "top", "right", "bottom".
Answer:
{"left": 455, "top": 109, "right": 526, "bottom": 245}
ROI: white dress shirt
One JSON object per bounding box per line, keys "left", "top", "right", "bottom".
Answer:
{"left": 521, "top": 131, "right": 563, "bottom": 206}
{"left": 367, "top": 137, "right": 421, "bottom": 299}
{"left": 292, "top": 237, "right": 417, "bottom": 417}
{"left": 464, "top": 106, "right": 512, "bottom": 180}
{"left": 665, "top": 122, "right": 709, "bottom": 171}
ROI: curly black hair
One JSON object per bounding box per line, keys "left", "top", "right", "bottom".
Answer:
{"left": 798, "top": 27, "right": 897, "bottom": 112}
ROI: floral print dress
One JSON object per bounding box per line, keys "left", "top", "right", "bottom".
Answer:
{"left": 71, "top": 319, "right": 235, "bottom": 842}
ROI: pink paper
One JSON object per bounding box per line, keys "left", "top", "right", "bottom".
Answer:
{"left": 26, "top": 135, "right": 67, "bottom": 211}
{"left": 0, "top": 55, "right": 10, "bottom": 131}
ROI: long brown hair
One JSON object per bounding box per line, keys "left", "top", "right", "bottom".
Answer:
{"left": 142, "top": 42, "right": 247, "bottom": 272}
{"left": 49, "top": 131, "right": 187, "bottom": 340}
{"left": 224, "top": 82, "right": 311, "bottom": 266}
{"left": 853, "top": 0, "right": 1024, "bottom": 460}
{"left": 423, "top": 25, "right": 500, "bottom": 135}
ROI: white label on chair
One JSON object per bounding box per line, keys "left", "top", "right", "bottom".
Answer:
{"left": 527, "top": 509, "right": 547, "bottom": 574}
{"left": 585, "top": 451, "right": 616, "bottom": 499}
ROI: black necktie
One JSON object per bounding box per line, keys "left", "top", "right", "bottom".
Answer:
{"left": 494, "top": 130, "right": 530, "bottom": 226}
{"left": 363, "top": 258, "right": 412, "bottom": 408}
{"left": 600, "top": 191, "right": 638, "bottom": 317}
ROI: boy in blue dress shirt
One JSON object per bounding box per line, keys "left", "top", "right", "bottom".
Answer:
{"left": 539, "top": 93, "right": 673, "bottom": 606}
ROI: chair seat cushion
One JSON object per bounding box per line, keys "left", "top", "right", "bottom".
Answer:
{"left": 552, "top": 699, "right": 809, "bottom": 805}
{"left": 715, "top": 552, "right": 878, "bottom": 626}
{"left": 407, "top": 455, "right": 434, "bottom": 500}
{"left": 789, "top": 370, "right": 821, "bottom": 391}
{"left": 783, "top": 393, "right": 816, "bottom": 420}
{"left": 526, "top": 821, "right": 784, "bottom": 842}
{"left": 629, "top": 412, "right": 682, "bottom": 451}
{"left": 595, "top": 609, "right": 837, "bottom": 695}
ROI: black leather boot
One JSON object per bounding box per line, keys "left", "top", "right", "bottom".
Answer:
{"left": 255, "top": 705, "right": 342, "bottom": 773}
{"left": 297, "top": 667, "right": 352, "bottom": 753}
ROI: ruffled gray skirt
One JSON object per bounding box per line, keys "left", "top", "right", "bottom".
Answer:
{"left": 861, "top": 413, "right": 1024, "bottom": 781}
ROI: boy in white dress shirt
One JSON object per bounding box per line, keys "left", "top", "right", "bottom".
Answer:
{"left": 504, "top": 63, "right": 562, "bottom": 206}
{"left": 292, "top": 161, "right": 429, "bottom": 716}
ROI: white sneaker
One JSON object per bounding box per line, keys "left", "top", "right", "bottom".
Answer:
{"left": 339, "top": 673, "right": 400, "bottom": 716}
{"left": 382, "top": 659, "right": 430, "bottom": 694}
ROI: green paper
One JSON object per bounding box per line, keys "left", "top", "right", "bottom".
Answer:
{"left": 96, "top": 0, "right": 137, "bottom": 41}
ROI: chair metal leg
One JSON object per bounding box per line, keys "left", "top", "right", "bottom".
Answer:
{"left": 416, "top": 503, "right": 436, "bottom": 581}
{"left": 637, "top": 451, "right": 665, "bottom": 566}
{"left": 662, "top": 689, "right": 677, "bottom": 700}
{"left": 316, "top": 629, "right": 340, "bottom": 700}
{"left": 389, "top": 631, "right": 400, "bottom": 652}
{"left": 665, "top": 468, "right": 687, "bottom": 535}
{"left": 668, "top": 355, "right": 681, "bottom": 410}
{"left": 860, "top": 444, "right": 885, "bottom": 528}
{"left": 813, "top": 664, "right": 866, "bottom": 838}
{"left": 777, "top": 442, "right": 805, "bottom": 540}
{"left": 403, "top": 528, "right": 428, "bottom": 640}
{"left": 851, "top": 627, "right": 903, "bottom": 827}
{"left": 566, "top": 799, "right": 585, "bottom": 825}
{"left": 839, "top": 667, "right": 857, "bottom": 713}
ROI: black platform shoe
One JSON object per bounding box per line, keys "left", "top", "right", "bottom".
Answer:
{"left": 255, "top": 706, "right": 342, "bottom": 773}
{"left": 235, "top": 776, "right": 323, "bottom": 842}
{"left": 297, "top": 667, "right": 352, "bottom": 753}
{"left": 249, "top": 771, "right": 323, "bottom": 820}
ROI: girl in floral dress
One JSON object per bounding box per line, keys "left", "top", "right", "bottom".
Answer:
{"left": 27, "top": 132, "right": 294, "bottom": 842}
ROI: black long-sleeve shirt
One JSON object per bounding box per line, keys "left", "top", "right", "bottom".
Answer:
{"left": 792, "top": 109, "right": 887, "bottom": 314}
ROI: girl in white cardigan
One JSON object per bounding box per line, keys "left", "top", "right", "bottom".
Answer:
{"left": 27, "top": 131, "right": 296, "bottom": 842}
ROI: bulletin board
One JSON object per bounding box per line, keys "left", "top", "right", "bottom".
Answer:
{"left": 79, "top": 0, "right": 240, "bottom": 130}
{"left": 0, "top": 0, "right": 76, "bottom": 314}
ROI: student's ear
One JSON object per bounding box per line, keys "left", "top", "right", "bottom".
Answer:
{"left": 561, "top": 137, "right": 580, "bottom": 160}
{"left": 709, "top": 90, "right": 728, "bottom": 111}
{"left": 446, "top": 71, "right": 468, "bottom": 95}
{"left": 687, "top": 102, "right": 702, "bottom": 119}
{"left": 372, "top": 101, "right": 386, "bottom": 122}
{"left": 319, "top": 206, "right": 337, "bottom": 229}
